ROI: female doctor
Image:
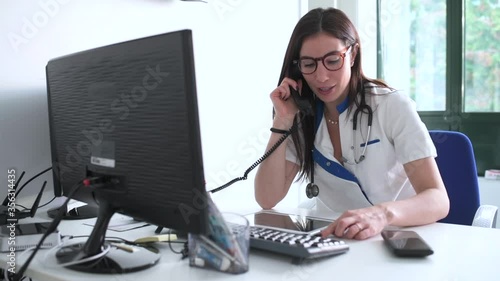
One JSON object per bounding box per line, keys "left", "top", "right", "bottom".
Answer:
{"left": 254, "top": 7, "right": 449, "bottom": 240}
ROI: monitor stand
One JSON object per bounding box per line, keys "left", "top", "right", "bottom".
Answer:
{"left": 54, "top": 201, "right": 160, "bottom": 273}
{"left": 47, "top": 204, "right": 99, "bottom": 220}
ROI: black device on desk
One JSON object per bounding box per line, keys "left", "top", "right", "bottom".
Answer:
{"left": 0, "top": 180, "right": 47, "bottom": 225}
{"left": 247, "top": 211, "right": 349, "bottom": 262}
{"left": 381, "top": 230, "right": 434, "bottom": 257}
{"left": 43, "top": 29, "right": 209, "bottom": 274}
{"left": 247, "top": 211, "right": 331, "bottom": 235}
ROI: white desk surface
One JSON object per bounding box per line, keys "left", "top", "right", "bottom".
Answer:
{"left": 2, "top": 206, "right": 500, "bottom": 281}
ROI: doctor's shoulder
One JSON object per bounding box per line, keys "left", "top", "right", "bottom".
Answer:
{"left": 366, "top": 87, "right": 416, "bottom": 113}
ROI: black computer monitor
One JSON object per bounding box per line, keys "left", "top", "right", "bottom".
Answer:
{"left": 45, "top": 29, "right": 208, "bottom": 273}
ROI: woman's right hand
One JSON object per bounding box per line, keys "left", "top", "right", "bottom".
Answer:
{"left": 270, "top": 77, "right": 303, "bottom": 128}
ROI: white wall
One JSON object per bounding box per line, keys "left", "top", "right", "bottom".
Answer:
{"left": 0, "top": 0, "right": 302, "bottom": 209}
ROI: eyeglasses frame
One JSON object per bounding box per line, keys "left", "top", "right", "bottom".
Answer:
{"left": 293, "top": 45, "right": 353, "bottom": 75}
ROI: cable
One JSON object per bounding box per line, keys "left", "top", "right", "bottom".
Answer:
{"left": 208, "top": 120, "right": 300, "bottom": 194}
{"left": 14, "top": 204, "right": 29, "bottom": 211}
{"left": 14, "top": 167, "right": 52, "bottom": 198}
{"left": 163, "top": 229, "right": 189, "bottom": 259}
{"left": 11, "top": 180, "right": 82, "bottom": 281}
{"left": 41, "top": 243, "right": 111, "bottom": 268}
{"left": 8, "top": 190, "right": 55, "bottom": 217}
{"left": 4, "top": 245, "right": 53, "bottom": 281}
{"left": 37, "top": 196, "right": 57, "bottom": 209}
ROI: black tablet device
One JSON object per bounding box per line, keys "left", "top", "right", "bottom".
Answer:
{"left": 246, "top": 211, "right": 333, "bottom": 235}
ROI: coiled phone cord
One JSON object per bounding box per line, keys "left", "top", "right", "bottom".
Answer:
{"left": 208, "top": 121, "right": 299, "bottom": 194}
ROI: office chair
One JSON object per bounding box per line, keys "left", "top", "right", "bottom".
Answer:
{"left": 429, "top": 130, "right": 498, "bottom": 228}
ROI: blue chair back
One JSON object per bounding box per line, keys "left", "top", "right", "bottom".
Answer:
{"left": 429, "top": 130, "right": 480, "bottom": 225}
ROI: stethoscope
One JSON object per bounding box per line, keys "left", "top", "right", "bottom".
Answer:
{"left": 342, "top": 102, "right": 373, "bottom": 165}
{"left": 306, "top": 100, "right": 374, "bottom": 199}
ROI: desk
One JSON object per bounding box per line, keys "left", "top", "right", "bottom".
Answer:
{"left": 2, "top": 208, "right": 500, "bottom": 281}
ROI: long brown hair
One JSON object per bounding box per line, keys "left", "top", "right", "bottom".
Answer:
{"left": 277, "top": 7, "right": 389, "bottom": 181}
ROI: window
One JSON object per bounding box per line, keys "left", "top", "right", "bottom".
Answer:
{"left": 464, "top": 0, "right": 500, "bottom": 112}
{"left": 378, "top": 0, "right": 500, "bottom": 175}
{"left": 379, "top": 0, "right": 446, "bottom": 111}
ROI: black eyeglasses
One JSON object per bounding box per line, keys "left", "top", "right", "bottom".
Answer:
{"left": 293, "top": 45, "right": 352, "bottom": 75}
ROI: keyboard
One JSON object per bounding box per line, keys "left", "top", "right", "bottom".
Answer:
{"left": 249, "top": 226, "right": 349, "bottom": 261}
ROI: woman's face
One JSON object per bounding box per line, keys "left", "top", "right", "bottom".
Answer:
{"left": 299, "top": 32, "right": 355, "bottom": 106}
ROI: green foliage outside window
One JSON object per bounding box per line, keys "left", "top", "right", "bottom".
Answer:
{"left": 464, "top": 0, "right": 500, "bottom": 112}
{"left": 406, "top": 0, "right": 499, "bottom": 112}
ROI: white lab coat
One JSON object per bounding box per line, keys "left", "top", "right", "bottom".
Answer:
{"left": 286, "top": 84, "right": 436, "bottom": 213}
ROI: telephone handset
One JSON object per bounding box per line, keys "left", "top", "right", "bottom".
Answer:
{"left": 290, "top": 86, "right": 313, "bottom": 116}
{"left": 288, "top": 67, "right": 313, "bottom": 115}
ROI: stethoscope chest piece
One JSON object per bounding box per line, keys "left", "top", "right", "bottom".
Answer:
{"left": 306, "top": 182, "right": 319, "bottom": 198}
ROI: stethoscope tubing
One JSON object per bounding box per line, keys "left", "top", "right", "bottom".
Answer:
{"left": 352, "top": 103, "right": 373, "bottom": 164}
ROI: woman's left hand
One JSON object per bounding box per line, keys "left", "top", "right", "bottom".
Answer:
{"left": 320, "top": 205, "right": 389, "bottom": 240}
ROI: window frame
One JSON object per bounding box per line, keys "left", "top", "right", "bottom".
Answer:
{"left": 377, "top": 0, "right": 500, "bottom": 175}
